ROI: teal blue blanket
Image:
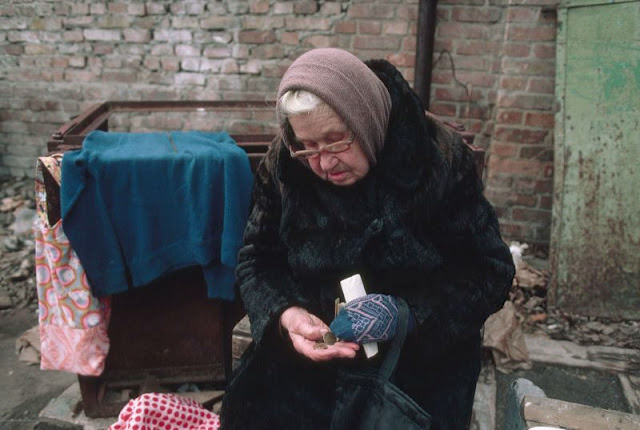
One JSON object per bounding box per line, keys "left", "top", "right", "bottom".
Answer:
{"left": 61, "top": 130, "right": 253, "bottom": 300}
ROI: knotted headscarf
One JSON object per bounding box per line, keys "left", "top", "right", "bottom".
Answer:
{"left": 277, "top": 48, "right": 392, "bottom": 166}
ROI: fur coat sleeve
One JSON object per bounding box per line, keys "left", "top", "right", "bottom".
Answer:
{"left": 234, "top": 142, "right": 312, "bottom": 346}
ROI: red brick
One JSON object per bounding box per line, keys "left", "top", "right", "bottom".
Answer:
{"left": 514, "top": 178, "right": 535, "bottom": 192}
{"left": 485, "top": 173, "right": 514, "bottom": 190}
{"left": 488, "top": 157, "right": 543, "bottom": 176}
{"left": 252, "top": 44, "right": 285, "bottom": 58}
{"left": 512, "top": 208, "right": 549, "bottom": 223}
{"left": 319, "top": 2, "right": 341, "bottom": 15}
{"left": 438, "top": 22, "right": 490, "bottom": 40}
{"left": 454, "top": 72, "right": 496, "bottom": 89}
{"left": 499, "top": 76, "right": 527, "bottom": 91}
{"left": 51, "top": 57, "right": 69, "bottom": 68}
{"left": 452, "top": 6, "right": 502, "bottom": 23}
{"left": 402, "top": 35, "right": 416, "bottom": 51}
{"left": 484, "top": 190, "right": 511, "bottom": 207}
{"left": 250, "top": 0, "right": 270, "bottom": 14}
{"left": 238, "top": 30, "right": 276, "bottom": 44}
{"left": 280, "top": 32, "right": 299, "bottom": 45}
{"left": 434, "top": 87, "right": 470, "bottom": 101}
{"left": 525, "top": 112, "right": 554, "bottom": 128}
{"left": 107, "top": 3, "right": 128, "bottom": 14}
{"left": 463, "top": 119, "right": 484, "bottom": 133}
{"left": 498, "top": 93, "right": 554, "bottom": 110}
{"left": 503, "top": 42, "right": 531, "bottom": 57}
{"left": 456, "top": 40, "right": 499, "bottom": 56}
{"left": 200, "top": 17, "right": 235, "bottom": 30}
{"left": 539, "top": 195, "right": 553, "bottom": 210}
{"left": 495, "top": 127, "right": 548, "bottom": 144}
{"left": 507, "top": 24, "right": 556, "bottom": 42}
{"left": 527, "top": 78, "right": 555, "bottom": 94}
{"left": 473, "top": 56, "right": 500, "bottom": 72}
{"left": 429, "top": 102, "right": 457, "bottom": 117}
{"left": 64, "top": 69, "right": 96, "bottom": 82}
{"left": 459, "top": 105, "right": 489, "bottom": 120}
{"left": 520, "top": 145, "right": 552, "bottom": 160}
{"left": 353, "top": 36, "right": 400, "bottom": 51}
{"left": 513, "top": 194, "right": 538, "bottom": 207}
{"left": 161, "top": 58, "right": 179, "bottom": 71}
{"left": 433, "top": 39, "right": 453, "bottom": 53}
{"left": 397, "top": 4, "right": 418, "bottom": 21}
{"left": 284, "top": 17, "right": 331, "bottom": 31}
{"left": 533, "top": 43, "right": 555, "bottom": 59}
{"left": 359, "top": 21, "right": 382, "bottom": 35}
{"left": 431, "top": 71, "right": 453, "bottom": 85}
{"left": 499, "top": 223, "right": 527, "bottom": 239}
{"left": 491, "top": 143, "right": 519, "bottom": 157}
{"left": 348, "top": 4, "right": 395, "bottom": 19}
{"left": 102, "top": 70, "right": 137, "bottom": 83}
{"left": 436, "top": 7, "right": 450, "bottom": 21}
{"left": 335, "top": 21, "right": 356, "bottom": 34}
{"left": 294, "top": 1, "right": 318, "bottom": 15}
{"left": 506, "top": 7, "right": 538, "bottom": 22}
{"left": 497, "top": 109, "right": 523, "bottom": 125}
{"left": 534, "top": 179, "right": 553, "bottom": 194}
{"left": 273, "top": 3, "right": 293, "bottom": 14}
{"left": 383, "top": 21, "right": 409, "bottom": 35}
{"left": 501, "top": 58, "right": 555, "bottom": 76}
{"left": 3, "top": 44, "right": 24, "bottom": 55}
{"left": 303, "top": 34, "right": 332, "bottom": 48}
{"left": 387, "top": 52, "right": 415, "bottom": 67}
{"left": 63, "top": 31, "right": 84, "bottom": 43}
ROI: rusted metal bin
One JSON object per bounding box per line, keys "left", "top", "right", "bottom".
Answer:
{"left": 45, "top": 101, "right": 277, "bottom": 417}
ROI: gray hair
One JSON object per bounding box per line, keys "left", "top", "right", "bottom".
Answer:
{"left": 277, "top": 89, "right": 331, "bottom": 123}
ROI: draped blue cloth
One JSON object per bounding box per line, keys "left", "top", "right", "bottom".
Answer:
{"left": 61, "top": 130, "right": 253, "bottom": 300}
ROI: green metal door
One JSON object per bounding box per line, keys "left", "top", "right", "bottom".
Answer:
{"left": 551, "top": 0, "right": 640, "bottom": 318}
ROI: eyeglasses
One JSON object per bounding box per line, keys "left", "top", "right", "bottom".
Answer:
{"left": 289, "top": 134, "right": 355, "bottom": 160}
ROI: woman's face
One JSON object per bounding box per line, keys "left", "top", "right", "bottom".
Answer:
{"left": 288, "top": 108, "right": 370, "bottom": 186}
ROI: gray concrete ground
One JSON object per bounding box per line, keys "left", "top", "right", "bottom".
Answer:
{"left": 494, "top": 362, "right": 630, "bottom": 428}
{"left": 0, "top": 308, "right": 76, "bottom": 430}
{"left": 1, "top": 305, "right": 639, "bottom": 430}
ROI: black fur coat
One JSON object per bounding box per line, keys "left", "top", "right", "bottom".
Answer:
{"left": 220, "top": 60, "right": 515, "bottom": 430}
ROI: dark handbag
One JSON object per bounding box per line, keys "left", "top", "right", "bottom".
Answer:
{"left": 330, "top": 298, "right": 432, "bottom": 430}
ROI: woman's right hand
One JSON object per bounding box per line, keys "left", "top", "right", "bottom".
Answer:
{"left": 279, "top": 306, "right": 359, "bottom": 362}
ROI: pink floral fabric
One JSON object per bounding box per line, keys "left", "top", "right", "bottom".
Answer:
{"left": 35, "top": 155, "right": 111, "bottom": 376}
{"left": 109, "top": 393, "right": 221, "bottom": 430}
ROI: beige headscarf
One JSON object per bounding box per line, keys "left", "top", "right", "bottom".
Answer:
{"left": 277, "top": 48, "right": 392, "bottom": 166}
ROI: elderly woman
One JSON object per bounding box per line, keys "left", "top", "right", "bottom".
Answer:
{"left": 221, "top": 48, "right": 514, "bottom": 429}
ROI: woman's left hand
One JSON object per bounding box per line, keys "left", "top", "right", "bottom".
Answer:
{"left": 279, "top": 306, "right": 360, "bottom": 362}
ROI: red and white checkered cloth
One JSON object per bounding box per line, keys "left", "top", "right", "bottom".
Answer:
{"left": 109, "top": 392, "right": 220, "bottom": 430}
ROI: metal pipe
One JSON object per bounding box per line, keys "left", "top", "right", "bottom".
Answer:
{"left": 414, "top": 0, "right": 438, "bottom": 109}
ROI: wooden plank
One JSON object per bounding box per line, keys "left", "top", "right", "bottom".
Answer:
{"left": 470, "top": 363, "right": 496, "bottom": 430}
{"left": 525, "top": 334, "right": 640, "bottom": 373}
{"left": 523, "top": 395, "right": 640, "bottom": 430}
{"left": 178, "top": 390, "right": 225, "bottom": 409}
{"left": 618, "top": 374, "right": 640, "bottom": 415}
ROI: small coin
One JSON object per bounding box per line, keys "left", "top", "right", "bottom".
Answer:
{"left": 313, "top": 342, "right": 328, "bottom": 350}
{"left": 323, "top": 331, "right": 337, "bottom": 345}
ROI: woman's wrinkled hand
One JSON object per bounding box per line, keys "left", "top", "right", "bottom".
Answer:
{"left": 279, "top": 306, "right": 359, "bottom": 362}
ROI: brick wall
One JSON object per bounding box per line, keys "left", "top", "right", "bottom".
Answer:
{"left": 0, "top": 0, "right": 558, "bottom": 248}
